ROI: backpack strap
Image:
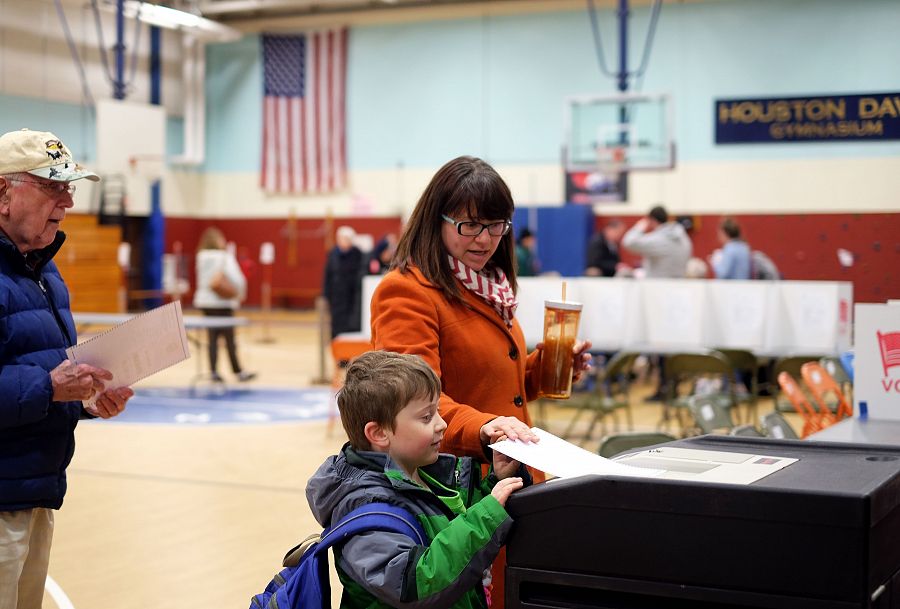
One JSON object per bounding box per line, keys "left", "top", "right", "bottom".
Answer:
{"left": 283, "top": 502, "right": 427, "bottom": 567}
{"left": 318, "top": 502, "right": 427, "bottom": 551}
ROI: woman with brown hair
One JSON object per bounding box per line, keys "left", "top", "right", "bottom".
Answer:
{"left": 370, "top": 156, "right": 591, "bottom": 608}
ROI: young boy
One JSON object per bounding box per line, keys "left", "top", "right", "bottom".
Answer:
{"left": 306, "top": 350, "right": 528, "bottom": 609}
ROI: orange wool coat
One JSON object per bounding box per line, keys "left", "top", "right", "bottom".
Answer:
{"left": 370, "top": 265, "right": 542, "bottom": 461}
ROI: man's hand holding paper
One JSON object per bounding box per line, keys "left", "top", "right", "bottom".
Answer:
{"left": 51, "top": 360, "right": 133, "bottom": 417}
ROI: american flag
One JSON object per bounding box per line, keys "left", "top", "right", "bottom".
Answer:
{"left": 877, "top": 331, "right": 900, "bottom": 376}
{"left": 261, "top": 29, "right": 347, "bottom": 194}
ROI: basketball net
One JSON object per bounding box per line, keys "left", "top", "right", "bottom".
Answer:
{"left": 127, "top": 154, "right": 165, "bottom": 182}
{"left": 596, "top": 145, "right": 627, "bottom": 176}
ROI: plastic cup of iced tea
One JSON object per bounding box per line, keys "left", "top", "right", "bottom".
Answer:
{"left": 537, "top": 300, "right": 583, "bottom": 399}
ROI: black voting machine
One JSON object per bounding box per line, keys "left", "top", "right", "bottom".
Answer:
{"left": 505, "top": 435, "right": 900, "bottom": 609}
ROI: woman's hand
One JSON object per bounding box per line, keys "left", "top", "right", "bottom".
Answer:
{"left": 534, "top": 340, "right": 594, "bottom": 383}
{"left": 572, "top": 339, "right": 593, "bottom": 383}
{"left": 480, "top": 416, "right": 539, "bottom": 446}
{"left": 491, "top": 436, "right": 522, "bottom": 479}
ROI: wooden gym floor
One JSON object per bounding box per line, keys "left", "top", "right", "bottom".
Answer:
{"left": 47, "top": 309, "right": 789, "bottom": 609}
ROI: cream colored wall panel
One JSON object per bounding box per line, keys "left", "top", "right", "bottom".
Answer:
{"left": 499, "top": 163, "right": 566, "bottom": 207}
{"left": 628, "top": 157, "right": 900, "bottom": 215}
{"left": 160, "top": 169, "right": 206, "bottom": 217}
{"left": 179, "top": 155, "right": 898, "bottom": 219}
{"left": 351, "top": 166, "right": 436, "bottom": 218}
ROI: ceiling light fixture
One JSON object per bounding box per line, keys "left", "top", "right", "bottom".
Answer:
{"left": 105, "top": 0, "right": 242, "bottom": 42}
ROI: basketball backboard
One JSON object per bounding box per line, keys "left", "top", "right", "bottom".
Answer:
{"left": 563, "top": 93, "right": 675, "bottom": 173}
{"left": 96, "top": 99, "right": 166, "bottom": 216}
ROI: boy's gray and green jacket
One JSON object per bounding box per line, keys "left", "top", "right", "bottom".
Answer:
{"left": 306, "top": 444, "right": 530, "bottom": 609}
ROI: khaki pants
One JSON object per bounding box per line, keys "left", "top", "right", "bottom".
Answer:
{"left": 0, "top": 509, "right": 54, "bottom": 609}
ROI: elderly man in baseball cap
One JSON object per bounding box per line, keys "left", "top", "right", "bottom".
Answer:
{"left": 0, "top": 128, "right": 132, "bottom": 609}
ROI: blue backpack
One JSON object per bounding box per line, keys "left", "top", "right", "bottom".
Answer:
{"left": 249, "top": 503, "right": 428, "bottom": 609}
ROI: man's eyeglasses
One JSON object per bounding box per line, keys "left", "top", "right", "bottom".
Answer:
{"left": 442, "top": 214, "right": 511, "bottom": 237}
{"left": 5, "top": 178, "right": 76, "bottom": 197}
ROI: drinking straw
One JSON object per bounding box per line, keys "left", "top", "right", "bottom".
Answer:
{"left": 559, "top": 281, "right": 567, "bottom": 383}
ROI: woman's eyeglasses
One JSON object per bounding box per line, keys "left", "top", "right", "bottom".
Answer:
{"left": 442, "top": 214, "right": 511, "bottom": 237}
{"left": 6, "top": 178, "right": 76, "bottom": 196}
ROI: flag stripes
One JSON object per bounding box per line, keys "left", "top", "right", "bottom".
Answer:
{"left": 261, "top": 29, "right": 347, "bottom": 194}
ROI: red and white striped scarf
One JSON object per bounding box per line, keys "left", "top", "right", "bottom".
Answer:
{"left": 448, "top": 255, "right": 518, "bottom": 328}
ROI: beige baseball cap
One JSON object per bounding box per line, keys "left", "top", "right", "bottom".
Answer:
{"left": 0, "top": 128, "right": 99, "bottom": 182}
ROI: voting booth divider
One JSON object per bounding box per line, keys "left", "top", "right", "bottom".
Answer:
{"left": 854, "top": 303, "right": 900, "bottom": 420}
{"left": 361, "top": 276, "right": 853, "bottom": 357}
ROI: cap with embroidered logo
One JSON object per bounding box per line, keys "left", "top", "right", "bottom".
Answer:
{"left": 0, "top": 128, "right": 99, "bottom": 182}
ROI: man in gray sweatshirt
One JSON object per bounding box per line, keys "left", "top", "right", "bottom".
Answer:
{"left": 621, "top": 205, "right": 693, "bottom": 402}
{"left": 622, "top": 205, "right": 692, "bottom": 278}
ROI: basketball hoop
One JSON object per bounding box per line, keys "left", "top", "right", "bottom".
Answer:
{"left": 596, "top": 145, "right": 628, "bottom": 176}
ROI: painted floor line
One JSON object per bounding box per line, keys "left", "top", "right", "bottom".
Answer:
{"left": 45, "top": 575, "right": 75, "bottom": 609}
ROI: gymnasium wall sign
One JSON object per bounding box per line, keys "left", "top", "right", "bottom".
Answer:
{"left": 715, "top": 92, "right": 900, "bottom": 143}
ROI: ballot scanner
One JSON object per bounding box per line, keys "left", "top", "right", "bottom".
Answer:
{"left": 505, "top": 435, "right": 900, "bottom": 609}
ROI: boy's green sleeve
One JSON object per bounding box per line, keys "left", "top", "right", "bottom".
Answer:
{"left": 413, "top": 495, "right": 510, "bottom": 604}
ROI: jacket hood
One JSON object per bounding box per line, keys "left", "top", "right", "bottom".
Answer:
{"left": 306, "top": 444, "right": 471, "bottom": 528}
{"left": 306, "top": 445, "right": 406, "bottom": 527}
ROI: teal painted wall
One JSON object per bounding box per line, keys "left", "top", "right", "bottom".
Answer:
{"left": 4, "top": 0, "right": 899, "bottom": 172}
{"left": 0, "top": 94, "right": 184, "bottom": 162}
{"left": 205, "top": 35, "right": 262, "bottom": 172}
{"left": 0, "top": 96, "right": 98, "bottom": 162}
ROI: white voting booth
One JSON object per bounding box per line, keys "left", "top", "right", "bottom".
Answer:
{"left": 361, "top": 276, "right": 853, "bottom": 357}
{"left": 854, "top": 303, "right": 900, "bottom": 420}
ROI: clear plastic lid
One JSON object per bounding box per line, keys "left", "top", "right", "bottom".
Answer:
{"left": 544, "top": 300, "right": 583, "bottom": 311}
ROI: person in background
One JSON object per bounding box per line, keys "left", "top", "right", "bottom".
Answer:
{"left": 369, "top": 156, "right": 592, "bottom": 608}
{"left": 307, "top": 350, "right": 527, "bottom": 609}
{"left": 710, "top": 217, "right": 751, "bottom": 280}
{"left": 585, "top": 219, "right": 630, "bottom": 277}
{"left": 621, "top": 205, "right": 692, "bottom": 278}
{"left": 323, "top": 225, "right": 364, "bottom": 338}
{"left": 193, "top": 226, "right": 256, "bottom": 383}
{"left": 622, "top": 205, "right": 692, "bottom": 402}
{"left": 0, "top": 128, "right": 133, "bottom": 609}
{"left": 515, "top": 227, "right": 539, "bottom": 277}
{"left": 367, "top": 232, "right": 397, "bottom": 275}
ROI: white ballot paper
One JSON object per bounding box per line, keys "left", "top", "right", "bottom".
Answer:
{"left": 66, "top": 301, "right": 191, "bottom": 407}
{"left": 490, "top": 427, "right": 663, "bottom": 479}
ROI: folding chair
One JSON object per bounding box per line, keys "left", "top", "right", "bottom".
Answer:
{"left": 560, "top": 351, "right": 637, "bottom": 443}
{"left": 776, "top": 372, "right": 828, "bottom": 438}
{"left": 760, "top": 411, "right": 799, "bottom": 440}
{"left": 772, "top": 355, "right": 822, "bottom": 413}
{"left": 730, "top": 424, "right": 764, "bottom": 437}
{"left": 818, "top": 356, "right": 854, "bottom": 405}
{"left": 716, "top": 348, "right": 760, "bottom": 424}
{"left": 661, "top": 350, "right": 735, "bottom": 435}
{"left": 687, "top": 394, "right": 736, "bottom": 435}
{"left": 329, "top": 334, "right": 372, "bottom": 435}
{"left": 801, "top": 362, "right": 852, "bottom": 422}
{"left": 597, "top": 431, "right": 676, "bottom": 459}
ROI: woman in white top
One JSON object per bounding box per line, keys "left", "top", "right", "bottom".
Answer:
{"left": 193, "top": 227, "right": 256, "bottom": 383}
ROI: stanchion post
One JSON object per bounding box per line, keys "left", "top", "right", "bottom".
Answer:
{"left": 257, "top": 242, "right": 276, "bottom": 343}
{"left": 312, "top": 295, "right": 331, "bottom": 385}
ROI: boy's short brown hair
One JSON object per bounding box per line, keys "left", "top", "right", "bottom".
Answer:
{"left": 337, "top": 350, "right": 441, "bottom": 450}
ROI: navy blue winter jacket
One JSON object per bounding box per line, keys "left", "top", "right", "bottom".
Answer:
{"left": 0, "top": 231, "right": 86, "bottom": 511}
